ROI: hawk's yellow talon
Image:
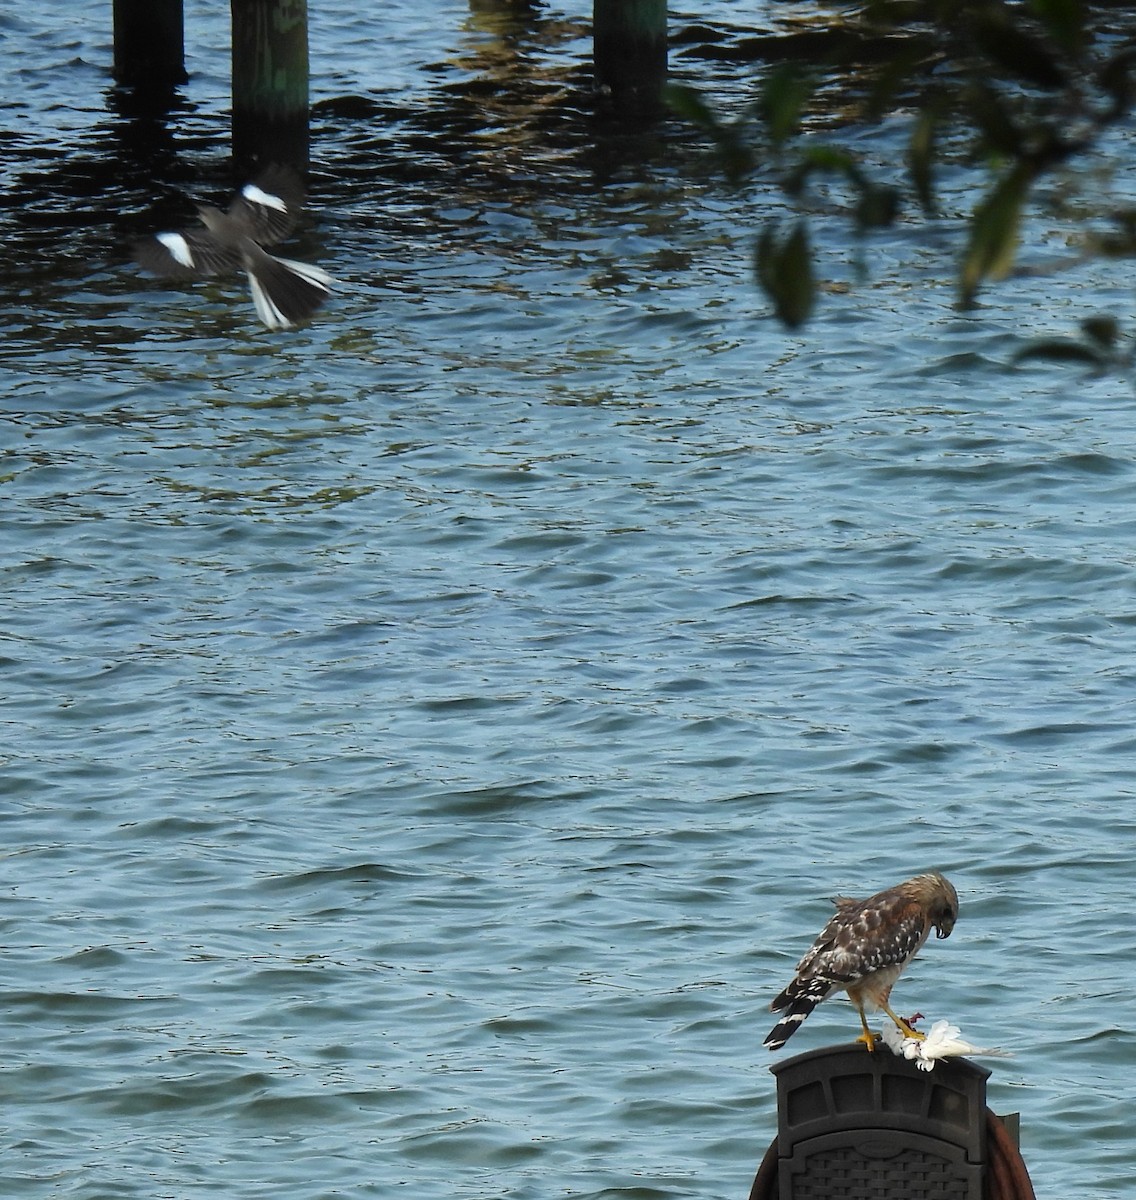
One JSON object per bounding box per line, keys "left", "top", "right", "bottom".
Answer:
{"left": 883, "top": 1001, "right": 925, "bottom": 1041}
{"left": 856, "top": 1006, "right": 879, "bottom": 1050}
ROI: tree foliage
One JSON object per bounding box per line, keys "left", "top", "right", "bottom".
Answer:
{"left": 668, "top": 0, "right": 1136, "bottom": 334}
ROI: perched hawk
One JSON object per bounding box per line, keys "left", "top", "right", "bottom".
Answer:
{"left": 764, "top": 871, "right": 958, "bottom": 1051}
{"left": 133, "top": 166, "right": 333, "bottom": 330}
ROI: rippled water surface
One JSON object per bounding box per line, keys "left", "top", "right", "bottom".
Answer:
{"left": 3, "top": 3, "right": 1136, "bottom": 1198}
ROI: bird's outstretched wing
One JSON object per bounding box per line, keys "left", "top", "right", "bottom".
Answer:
{"left": 226, "top": 165, "right": 306, "bottom": 245}
{"left": 132, "top": 228, "right": 241, "bottom": 279}
{"left": 131, "top": 165, "right": 330, "bottom": 329}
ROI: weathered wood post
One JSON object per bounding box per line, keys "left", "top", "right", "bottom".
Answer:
{"left": 112, "top": 0, "right": 188, "bottom": 98}
{"left": 231, "top": 0, "right": 310, "bottom": 172}
{"left": 592, "top": 0, "right": 667, "bottom": 114}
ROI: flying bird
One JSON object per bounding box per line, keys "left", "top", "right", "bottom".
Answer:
{"left": 764, "top": 871, "right": 958, "bottom": 1051}
{"left": 133, "top": 165, "right": 332, "bottom": 330}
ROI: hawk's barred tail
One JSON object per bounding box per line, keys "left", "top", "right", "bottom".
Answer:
{"left": 764, "top": 996, "right": 819, "bottom": 1050}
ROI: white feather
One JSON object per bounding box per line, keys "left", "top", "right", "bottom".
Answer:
{"left": 272, "top": 257, "right": 333, "bottom": 291}
{"left": 880, "top": 1019, "right": 1012, "bottom": 1071}
{"left": 157, "top": 232, "right": 195, "bottom": 268}
{"left": 241, "top": 183, "right": 288, "bottom": 212}
{"left": 247, "top": 271, "right": 291, "bottom": 330}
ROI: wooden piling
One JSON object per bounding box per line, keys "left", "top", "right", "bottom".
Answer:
{"left": 231, "top": 0, "right": 310, "bottom": 173}
{"left": 592, "top": 0, "right": 667, "bottom": 114}
{"left": 112, "top": 0, "right": 187, "bottom": 96}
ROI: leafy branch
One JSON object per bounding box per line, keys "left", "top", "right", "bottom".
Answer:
{"left": 669, "top": 0, "right": 1136, "bottom": 330}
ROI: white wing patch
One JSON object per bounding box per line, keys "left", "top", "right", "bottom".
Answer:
{"left": 242, "top": 183, "right": 288, "bottom": 212}
{"left": 156, "top": 232, "right": 195, "bottom": 268}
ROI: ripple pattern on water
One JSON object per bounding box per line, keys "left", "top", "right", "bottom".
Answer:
{"left": 4, "top": 3, "right": 1136, "bottom": 1200}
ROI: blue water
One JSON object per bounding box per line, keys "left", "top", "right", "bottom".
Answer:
{"left": 3, "top": 2, "right": 1136, "bottom": 1197}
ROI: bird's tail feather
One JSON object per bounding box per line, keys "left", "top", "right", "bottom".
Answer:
{"left": 764, "top": 978, "right": 835, "bottom": 1050}
{"left": 245, "top": 251, "right": 333, "bottom": 330}
{"left": 764, "top": 996, "right": 819, "bottom": 1050}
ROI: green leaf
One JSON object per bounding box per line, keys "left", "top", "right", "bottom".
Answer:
{"left": 960, "top": 166, "right": 1033, "bottom": 307}
{"left": 1081, "top": 315, "right": 1119, "bottom": 350}
{"left": 1098, "top": 46, "right": 1136, "bottom": 115}
{"left": 1012, "top": 339, "right": 1112, "bottom": 366}
{"left": 755, "top": 221, "right": 815, "bottom": 328}
{"left": 963, "top": 83, "right": 1024, "bottom": 157}
{"left": 665, "top": 83, "right": 756, "bottom": 182}
{"left": 799, "top": 144, "right": 859, "bottom": 175}
{"left": 970, "top": 8, "right": 1067, "bottom": 89}
{"left": 855, "top": 183, "right": 901, "bottom": 230}
{"left": 785, "top": 144, "right": 864, "bottom": 198}
{"left": 907, "top": 106, "right": 938, "bottom": 215}
{"left": 1027, "top": 0, "right": 1086, "bottom": 54}
{"left": 865, "top": 45, "right": 934, "bottom": 120}
{"left": 664, "top": 83, "right": 722, "bottom": 134}
{"left": 1088, "top": 214, "right": 1136, "bottom": 258}
{"left": 760, "top": 64, "right": 815, "bottom": 148}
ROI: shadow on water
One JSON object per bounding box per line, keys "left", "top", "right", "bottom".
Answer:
{"left": 1, "top": 1, "right": 920, "bottom": 287}
{"left": 7, "top": 1, "right": 1113, "bottom": 367}
{"left": 0, "top": 1, "right": 758, "bottom": 363}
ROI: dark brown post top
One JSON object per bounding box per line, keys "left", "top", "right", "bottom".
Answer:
{"left": 747, "top": 1043, "right": 1036, "bottom": 1200}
